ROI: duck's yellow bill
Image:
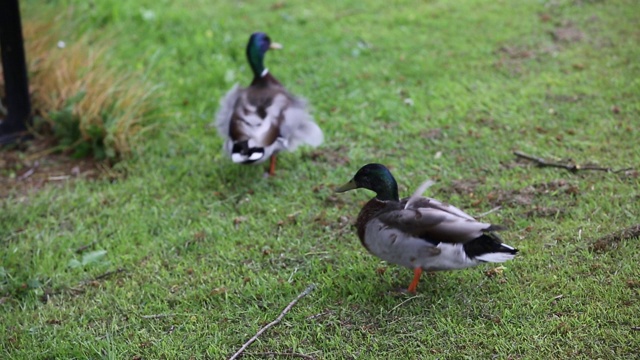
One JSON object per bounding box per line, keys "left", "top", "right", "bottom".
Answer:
{"left": 335, "top": 179, "right": 357, "bottom": 193}
{"left": 270, "top": 42, "right": 283, "bottom": 50}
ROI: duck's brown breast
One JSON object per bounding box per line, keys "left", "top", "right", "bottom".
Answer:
{"left": 355, "top": 198, "right": 395, "bottom": 250}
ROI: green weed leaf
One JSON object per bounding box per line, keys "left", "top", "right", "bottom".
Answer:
{"left": 68, "top": 259, "right": 83, "bottom": 269}
{"left": 27, "top": 278, "right": 42, "bottom": 289}
{"left": 68, "top": 250, "right": 108, "bottom": 269}
{"left": 81, "top": 250, "right": 108, "bottom": 265}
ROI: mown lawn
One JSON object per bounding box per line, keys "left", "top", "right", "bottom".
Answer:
{"left": 2, "top": 0, "right": 640, "bottom": 358}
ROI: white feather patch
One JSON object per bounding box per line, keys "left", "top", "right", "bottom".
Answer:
{"left": 500, "top": 243, "right": 516, "bottom": 251}
{"left": 230, "top": 151, "right": 265, "bottom": 163}
{"left": 231, "top": 153, "right": 247, "bottom": 163}
{"left": 428, "top": 242, "right": 479, "bottom": 270}
{"left": 475, "top": 252, "right": 517, "bottom": 263}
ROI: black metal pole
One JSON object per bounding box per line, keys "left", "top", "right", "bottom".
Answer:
{"left": 0, "top": 0, "right": 32, "bottom": 144}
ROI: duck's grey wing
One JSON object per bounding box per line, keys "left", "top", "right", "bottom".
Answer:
{"left": 377, "top": 205, "right": 498, "bottom": 244}
{"left": 400, "top": 179, "right": 476, "bottom": 221}
{"left": 403, "top": 196, "right": 476, "bottom": 221}
{"left": 403, "top": 179, "right": 435, "bottom": 210}
{"left": 279, "top": 95, "right": 323, "bottom": 150}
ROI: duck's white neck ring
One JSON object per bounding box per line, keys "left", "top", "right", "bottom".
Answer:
{"left": 261, "top": 68, "right": 269, "bottom": 77}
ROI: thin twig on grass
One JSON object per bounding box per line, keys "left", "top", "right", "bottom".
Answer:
{"left": 388, "top": 294, "right": 422, "bottom": 313}
{"left": 74, "top": 239, "right": 99, "bottom": 254}
{"left": 243, "top": 352, "right": 315, "bottom": 359}
{"left": 589, "top": 224, "right": 640, "bottom": 252}
{"left": 474, "top": 206, "right": 502, "bottom": 219}
{"left": 228, "top": 284, "right": 317, "bottom": 360}
{"left": 306, "top": 310, "right": 333, "bottom": 320}
{"left": 513, "top": 151, "right": 634, "bottom": 173}
{"left": 303, "top": 251, "right": 329, "bottom": 256}
{"left": 18, "top": 161, "right": 39, "bottom": 180}
{"left": 550, "top": 294, "right": 564, "bottom": 302}
{"left": 140, "top": 313, "right": 176, "bottom": 319}
{"left": 91, "top": 268, "right": 126, "bottom": 282}
{"left": 41, "top": 268, "right": 127, "bottom": 303}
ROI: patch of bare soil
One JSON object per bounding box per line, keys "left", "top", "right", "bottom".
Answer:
{"left": 524, "top": 206, "right": 565, "bottom": 219}
{"left": 494, "top": 45, "right": 537, "bottom": 75}
{"left": 493, "top": 39, "right": 565, "bottom": 75}
{"left": 545, "top": 93, "right": 586, "bottom": 103}
{"left": 495, "top": 14, "right": 589, "bottom": 75}
{"left": 488, "top": 180, "right": 579, "bottom": 207}
{"left": 446, "top": 178, "right": 578, "bottom": 207}
{"left": 0, "top": 138, "right": 115, "bottom": 199}
{"left": 589, "top": 224, "right": 640, "bottom": 253}
{"left": 419, "top": 128, "right": 443, "bottom": 140}
{"left": 302, "top": 145, "right": 350, "bottom": 166}
{"left": 436, "top": 178, "right": 579, "bottom": 221}
{"left": 449, "top": 178, "right": 485, "bottom": 196}
{"left": 551, "top": 21, "right": 585, "bottom": 43}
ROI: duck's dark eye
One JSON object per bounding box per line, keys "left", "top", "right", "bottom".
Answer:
{"left": 265, "top": 36, "right": 271, "bottom": 44}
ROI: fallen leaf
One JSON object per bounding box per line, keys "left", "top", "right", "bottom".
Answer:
{"left": 233, "top": 216, "right": 248, "bottom": 227}
{"left": 270, "top": 1, "right": 285, "bottom": 10}
{"left": 485, "top": 265, "right": 506, "bottom": 278}
{"left": 211, "top": 287, "right": 227, "bottom": 295}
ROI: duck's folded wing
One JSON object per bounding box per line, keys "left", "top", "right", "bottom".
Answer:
{"left": 377, "top": 207, "right": 498, "bottom": 244}
{"left": 402, "top": 196, "right": 476, "bottom": 221}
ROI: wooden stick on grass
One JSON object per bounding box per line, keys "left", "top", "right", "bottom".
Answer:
{"left": 513, "top": 151, "right": 634, "bottom": 174}
{"left": 18, "top": 161, "right": 39, "bottom": 180}
{"left": 140, "top": 313, "right": 176, "bottom": 319}
{"left": 91, "top": 268, "right": 126, "bottom": 281}
{"left": 474, "top": 206, "right": 502, "bottom": 219}
{"left": 74, "top": 239, "right": 99, "bottom": 254}
{"left": 228, "top": 284, "right": 316, "bottom": 360}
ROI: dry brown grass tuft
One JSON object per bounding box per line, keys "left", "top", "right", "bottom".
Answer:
{"left": 0, "top": 17, "right": 156, "bottom": 159}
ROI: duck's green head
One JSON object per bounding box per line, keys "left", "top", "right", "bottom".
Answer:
{"left": 246, "top": 32, "right": 282, "bottom": 78}
{"left": 336, "top": 163, "right": 400, "bottom": 201}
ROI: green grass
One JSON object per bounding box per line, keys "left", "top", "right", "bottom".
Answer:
{"left": 2, "top": 0, "right": 640, "bottom": 358}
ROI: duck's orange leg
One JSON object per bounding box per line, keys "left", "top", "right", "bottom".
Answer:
{"left": 268, "top": 154, "right": 277, "bottom": 176}
{"left": 407, "top": 268, "right": 423, "bottom": 293}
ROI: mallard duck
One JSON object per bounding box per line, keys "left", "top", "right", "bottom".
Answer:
{"left": 215, "top": 32, "right": 323, "bottom": 176}
{"left": 336, "top": 163, "right": 518, "bottom": 293}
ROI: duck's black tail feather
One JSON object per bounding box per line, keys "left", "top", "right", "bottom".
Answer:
{"left": 464, "top": 233, "right": 518, "bottom": 263}
{"left": 231, "top": 141, "right": 265, "bottom": 164}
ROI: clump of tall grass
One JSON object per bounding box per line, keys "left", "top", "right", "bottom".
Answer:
{"left": 0, "top": 18, "right": 156, "bottom": 160}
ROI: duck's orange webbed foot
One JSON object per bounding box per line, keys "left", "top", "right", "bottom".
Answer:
{"left": 268, "top": 154, "right": 277, "bottom": 177}
{"left": 407, "top": 268, "right": 423, "bottom": 293}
